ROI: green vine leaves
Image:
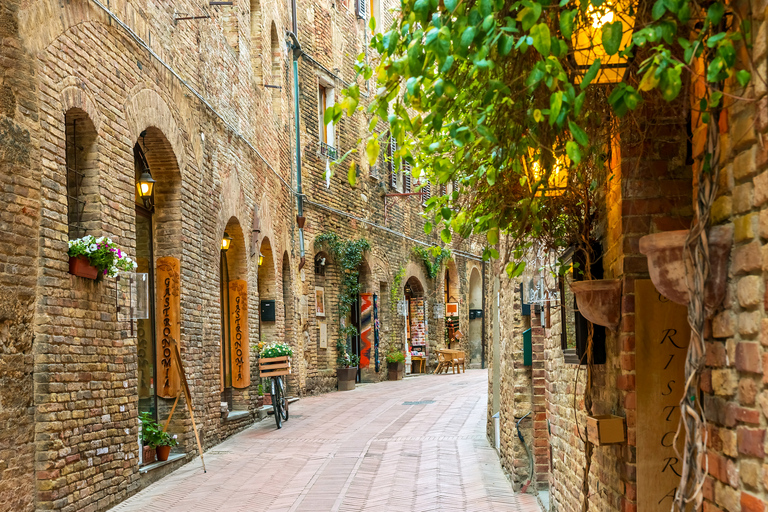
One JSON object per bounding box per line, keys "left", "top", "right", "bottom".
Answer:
{"left": 327, "top": 0, "right": 752, "bottom": 278}
{"left": 413, "top": 246, "right": 452, "bottom": 278}
{"left": 314, "top": 232, "right": 371, "bottom": 366}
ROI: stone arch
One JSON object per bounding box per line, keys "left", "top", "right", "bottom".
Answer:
{"left": 468, "top": 267, "right": 483, "bottom": 367}
{"left": 469, "top": 267, "right": 482, "bottom": 309}
{"left": 270, "top": 22, "right": 281, "bottom": 112}
{"left": 220, "top": 217, "right": 248, "bottom": 408}
{"left": 64, "top": 107, "right": 101, "bottom": 239}
{"left": 258, "top": 237, "right": 277, "bottom": 344}
{"left": 404, "top": 276, "right": 425, "bottom": 298}
{"left": 135, "top": 127, "right": 182, "bottom": 259}
{"left": 444, "top": 259, "right": 459, "bottom": 304}
{"left": 60, "top": 84, "right": 103, "bottom": 135}
{"left": 358, "top": 256, "right": 374, "bottom": 295}
{"left": 124, "top": 88, "right": 187, "bottom": 177}
{"left": 250, "top": 0, "right": 263, "bottom": 84}
{"left": 281, "top": 251, "right": 298, "bottom": 392}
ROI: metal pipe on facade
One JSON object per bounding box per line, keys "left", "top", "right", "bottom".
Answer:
{"left": 288, "top": 32, "right": 306, "bottom": 270}
{"left": 481, "top": 259, "right": 487, "bottom": 369}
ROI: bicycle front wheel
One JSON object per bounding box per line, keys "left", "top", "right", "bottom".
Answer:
{"left": 271, "top": 378, "right": 282, "bottom": 429}
{"left": 278, "top": 376, "right": 289, "bottom": 421}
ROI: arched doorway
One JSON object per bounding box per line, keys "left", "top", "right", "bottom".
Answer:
{"left": 281, "top": 252, "right": 297, "bottom": 393}
{"left": 220, "top": 218, "right": 248, "bottom": 412}
{"left": 350, "top": 259, "right": 373, "bottom": 382}
{"left": 404, "top": 276, "right": 426, "bottom": 374}
{"left": 258, "top": 238, "right": 276, "bottom": 344}
{"left": 469, "top": 268, "right": 483, "bottom": 368}
{"left": 133, "top": 127, "right": 182, "bottom": 464}
{"left": 444, "top": 261, "right": 460, "bottom": 350}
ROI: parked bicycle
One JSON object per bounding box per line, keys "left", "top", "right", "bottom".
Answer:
{"left": 270, "top": 374, "right": 289, "bottom": 429}
{"left": 256, "top": 342, "right": 293, "bottom": 429}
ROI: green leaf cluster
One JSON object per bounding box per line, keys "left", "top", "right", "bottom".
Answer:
{"left": 412, "top": 246, "right": 452, "bottom": 279}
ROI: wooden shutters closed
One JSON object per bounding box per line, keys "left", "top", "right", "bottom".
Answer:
{"left": 229, "top": 280, "right": 250, "bottom": 388}
{"left": 156, "top": 257, "right": 181, "bottom": 398}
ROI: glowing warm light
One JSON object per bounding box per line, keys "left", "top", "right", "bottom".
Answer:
{"left": 221, "top": 232, "right": 233, "bottom": 252}
{"left": 259, "top": 252, "right": 265, "bottom": 266}
{"left": 528, "top": 151, "right": 569, "bottom": 196}
{"left": 136, "top": 169, "right": 155, "bottom": 202}
{"left": 573, "top": 0, "right": 635, "bottom": 84}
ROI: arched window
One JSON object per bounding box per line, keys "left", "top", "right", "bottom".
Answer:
{"left": 65, "top": 108, "right": 99, "bottom": 239}
{"left": 250, "top": 0, "right": 262, "bottom": 83}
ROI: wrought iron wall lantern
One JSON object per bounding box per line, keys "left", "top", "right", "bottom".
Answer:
{"left": 258, "top": 252, "right": 265, "bottom": 266}
{"left": 221, "top": 232, "right": 233, "bottom": 252}
{"left": 136, "top": 168, "right": 155, "bottom": 211}
{"left": 571, "top": 0, "right": 636, "bottom": 84}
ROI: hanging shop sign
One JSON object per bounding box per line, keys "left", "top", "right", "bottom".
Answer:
{"left": 156, "top": 257, "right": 181, "bottom": 399}
{"left": 635, "top": 280, "right": 690, "bottom": 510}
{"left": 229, "top": 280, "right": 250, "bottom": 389}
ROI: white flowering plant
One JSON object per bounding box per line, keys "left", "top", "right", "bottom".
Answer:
{"left": 68, "top": 235, "right": 137, "bottom": 278}
{"left": 260, "top": 342, "right": 293, "bottom": 359}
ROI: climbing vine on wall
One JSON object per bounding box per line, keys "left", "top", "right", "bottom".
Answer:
{"left": 328, "top": 0, "right": 754, "bottom": 507}
{"left": 412, "top": 246, "right": 452, "bottom": 279}
{"left": 314, "top": 232, "right": 371, "bottom": 367}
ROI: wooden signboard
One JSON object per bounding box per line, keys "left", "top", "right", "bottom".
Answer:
{"left": 156, "top": 257, "right": 181, "bottom": 398}
{"left": 229, "top": 280, "right": 250, "bottom": 388}
{"left": 636, "top": 279, "right": 690, "bottom": 510}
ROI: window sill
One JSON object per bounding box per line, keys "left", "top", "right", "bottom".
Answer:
{"left": 223, "top": 410, "right": 251, "bottom": 422}
{"left": 139, "top": 453, "right": 185, "bottom": 474}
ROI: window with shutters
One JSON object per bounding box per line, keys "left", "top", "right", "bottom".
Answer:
{"left": 403, "top": 162, "right": 412, "bottom": 193}
{"left": 422, "top": 182, "right": 431, "bottom": 206}
{"left": 356, "top": 0, "right": 367, "bottom": 20}
{"left": 388, "top": 135, "right": 399, "bottom": 190}
{"left": 319, "top": 83, "right": 337, "bottom": 159}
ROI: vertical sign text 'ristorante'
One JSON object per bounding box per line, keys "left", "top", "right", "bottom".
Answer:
{"left": 156, "top": 257, "right": 181, "bottom": 398}
{"left": 636, "top": 279, "right": 691, "bottom": 510}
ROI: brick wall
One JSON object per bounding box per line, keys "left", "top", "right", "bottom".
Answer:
{"left": 2, "top": 0, "right": 491, "bottom": 510}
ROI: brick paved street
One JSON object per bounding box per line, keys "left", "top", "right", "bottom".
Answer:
{"left": 111, "top": 370, "right": 540, "bottom": 512}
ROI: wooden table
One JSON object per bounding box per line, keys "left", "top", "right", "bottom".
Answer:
{"left": 435, "top": 349, "right": 465, "bottom": 373}
{"left": 411, "top": 356, "right": 426, "bottom": 373}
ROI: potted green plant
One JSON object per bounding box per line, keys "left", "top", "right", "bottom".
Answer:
{"left": 139, "top": 412, "right": 178, "bottom": 462}
{"left": 386, "top": 351, "right": 405, "bottom": 380}
{"left": 68, "top": 235, "right": 137, "bottom": 280}
{"left": 337, "top": 351, "right": 359, "bottom": 391}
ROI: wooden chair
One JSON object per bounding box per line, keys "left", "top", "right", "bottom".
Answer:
{"left": 435, "top": 352, "right": 448, "bottom": 374}
{"left": 456, "top": 351, "right": 466, "bottom": 373}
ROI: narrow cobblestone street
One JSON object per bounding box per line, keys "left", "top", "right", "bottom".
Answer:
{"left": 111, "top": 370, "right": 540, "bottom": 512}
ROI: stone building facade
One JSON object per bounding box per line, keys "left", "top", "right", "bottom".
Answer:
{"left": 488, "top": 2, "right": 768, "bottom": 511}
{"left": 0, "top": 0, "right": 490, "bottom": 511}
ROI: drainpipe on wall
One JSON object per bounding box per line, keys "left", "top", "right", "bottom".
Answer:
{"left": 287, "top": 32, "right": 306, "bottom": 271}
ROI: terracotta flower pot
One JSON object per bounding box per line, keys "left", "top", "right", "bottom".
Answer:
{"left": 337, "top": 367, "right": 357, "bottom": 391}
{"left": 570, "top": 279, "right": 622, "bottom": 330}
{"left": 156, "top": 445, "right": 171, "bottom": 462}
{"left": 263, "top": 393, "right": 272, "bottom": 405}
{"left": 68, "top": 255, "right": 99, "bottom": 280}
{"left": 639, "top": 224, "right": 733, "bottom": 314}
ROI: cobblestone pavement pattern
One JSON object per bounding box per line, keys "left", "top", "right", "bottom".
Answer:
{"left": 112, "top": 370, "right": 541, "bottom": 512}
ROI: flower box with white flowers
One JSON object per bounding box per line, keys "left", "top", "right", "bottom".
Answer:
{"left": 67, "top": 235, "right": 137, "bottom": 280}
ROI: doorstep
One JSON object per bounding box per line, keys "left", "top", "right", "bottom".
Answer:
{"left": 139, "top": 453, "right": 185, "bottom": 474}
{"left": 224, "top": 410, "right": 250, "bottom": 422}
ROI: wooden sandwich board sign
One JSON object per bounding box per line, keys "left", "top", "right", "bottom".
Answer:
{"left": 162, "top": 337, "right": 207, "bottom": 473}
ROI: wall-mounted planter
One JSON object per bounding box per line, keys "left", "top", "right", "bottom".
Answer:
{"left": 68, "top": 255, "right": 99, "bottom": 280}
{"left": 570, "top": 279, "right": 622, "bottom": 330}
{"left": 638, "top": 224, "right": 733, "bottom": 314}
{"left": 587, "top": 414, "right": 626, "bottom": 446}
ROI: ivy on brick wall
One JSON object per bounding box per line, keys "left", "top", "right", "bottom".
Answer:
{"left": 314, "top": 232, "right": 371, "bottom": 367}
{"left": 412, "top": 246, "right": 452, "bottom": 279}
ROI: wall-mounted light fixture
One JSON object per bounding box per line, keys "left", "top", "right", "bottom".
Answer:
{"left": 221, "top": 232, "right": 233, "bottom": 252}
{"left": 136, "top": 167, "right": 156, "bottom": 210}
{"left": 572, "top": 0, "right": 636, "bottom": 84}
{"left": 258, "top": 252, "right": 265, "bottom": 266}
